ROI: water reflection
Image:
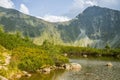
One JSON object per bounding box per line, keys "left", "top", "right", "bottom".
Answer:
{"left": 19, "top": 70, "right": 65, "bottom": 80}
{"left": 19, "top": 59, "right": 120, "bottom": 80}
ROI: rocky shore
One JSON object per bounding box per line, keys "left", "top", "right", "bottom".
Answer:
{"left": 0, "top": 61, "right": 114, "bottom": 80}
{"left": 36, "top": 63, "right": 82, "bottom": 74}
{"left": 10, "top": 63, "right": 82, "bottom": 79}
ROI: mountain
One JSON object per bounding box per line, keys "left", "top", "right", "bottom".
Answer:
{"left": 0, "top": 6, "right": 120, "bottom": 48}
{"left": 0, "top": 6, "right": 52, "bottom": 36}
{"left": 57, "top": 6, "right": 120, "bottom": 48}
{"left": 0, "top": 6, "right": 63, "bottom": 45}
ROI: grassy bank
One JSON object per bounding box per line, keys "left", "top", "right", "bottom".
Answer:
{"left": 59, "top": 46, "right": 120, "bottom": 60}
{"left": 0, "top": 31, "right": 68, "bottom": 79}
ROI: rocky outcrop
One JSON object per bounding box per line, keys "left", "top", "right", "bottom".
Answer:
{"left": 0, "top": 53, "right": 11, "bottom": 70}
{"left": 3, "top": 54, "right": 11, "bottom": 66}
{"left": 22, "top": 71, "right": 31, "bottom": 77}
{"left": 0, "top": 75, "right": 8, "bottom": 80}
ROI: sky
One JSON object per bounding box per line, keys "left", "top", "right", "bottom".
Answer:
{"left": 0, "top": 0, "right": 120, "bottom": 22}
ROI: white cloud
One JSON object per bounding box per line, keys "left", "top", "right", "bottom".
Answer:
{"left": 72, "top": 0, "right": 120, "bottom": 12}
{"left": 66, "top": 0, "right": 120, "bottom": 18}
{"left": 20, "top": 4, "right": 29, "bottom": 14}
{"left": 72, "top": 0, "right": 97, "bottom": 13}
{"left": 98, "top": 0, "right": 120, "bottom": 10}
{"left": 86, "top": 1, "right": 97, "bottom": 6}
{"left": 0, "top": 0, "right": 14, "bottom": 8}
{"left": 38, "top": 15, "right": 71, "bottom": 22}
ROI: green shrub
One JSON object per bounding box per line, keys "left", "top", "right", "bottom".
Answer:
{"left": 11, "top": 46, "right": 69, "bottom": 72}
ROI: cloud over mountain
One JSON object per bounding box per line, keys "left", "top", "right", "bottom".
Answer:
{"left": 0, "top": 0, "right": 14, "bottom": 8}
{"left": 65, "top": 0, "right": 120, "bottom": 18}
{"left": 72, "top": 0, "right": 120, "bottom": 12}
{"left": 20, "top": 4, "right": 30, "bottom": 14}
{"left": 38, "top": 15, "right": 71, "bottom": 22}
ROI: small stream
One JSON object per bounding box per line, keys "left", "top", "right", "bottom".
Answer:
{"left": 19, "top": 59, "right": 120, "bottom": 80}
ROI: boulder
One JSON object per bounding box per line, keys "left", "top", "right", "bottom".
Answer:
{"left": 36, "top": 69, "right": 42, "bottom": 73}
{"left": 50, "top": 65, "right": 56, "bottom": 70}
{"left": 63, "top": 63, "right": 82, "bottom": 71}
{"left": 42, "top": 67, "right": 51, "bottom": 73}
{"left": 64, "top": 53, "right": 67, "bottom": 57}
{"left": 15, "top": 74, "right": 22, "bottom": 79}
{"left": 83, "top": 54, "right": 87, "bottom": 58}
{"left": 22, "top": 71, "right": 31, "bottom": 77}
{"left": 25, "top": 74, "right": 31, "bottom": 77}
{"left": 22, "top": 71, "right": 28, "bottom": 74}
{"left": 0, "top": 75, "right": 8, "bottom": 80}
{"left": 64, "top": 64, "right": 71, "bottom": 70}
{"left": 106, "top": 62, "right": 113, "bottom": 67}
{"left": 70, "top": 63, "right": 82, "bottom": 70}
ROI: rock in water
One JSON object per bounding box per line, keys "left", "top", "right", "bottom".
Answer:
{"left": 106, "top": 62, "right": 113, "bottom": 67}
{"left": 64, "top": 64, "right": 71, "bottom": 70}
{"left": 42, "top": 67, "right": 51, "bottom": 74}
{"left": 70, "top": 63, "right": 82, "bottom": 70}
{"left": 83, "top": 55, "right": 87, "bottom": 58}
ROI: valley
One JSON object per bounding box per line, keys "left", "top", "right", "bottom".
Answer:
{"left": 0, "top": 6, "right": 120, "bottom": 80}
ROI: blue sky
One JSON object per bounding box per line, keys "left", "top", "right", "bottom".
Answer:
{"left": 0, "top": 0, "right": 120, "bottom": 22}
{"left": 12, "top": 0, "right": 73, "bottom": 16}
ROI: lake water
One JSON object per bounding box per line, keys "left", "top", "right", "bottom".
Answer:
{"left": 19, "top": 59, "right": 120, "bottom": 80}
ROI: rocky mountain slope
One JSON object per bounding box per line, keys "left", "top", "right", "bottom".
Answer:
{"left": 0, "top": 6, "right": 120, "bottom": 48}
{"left": 57, "top": 6, "right": 120, "bottom": 48}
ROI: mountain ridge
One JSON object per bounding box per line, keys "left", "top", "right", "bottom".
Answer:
{"left": 0, "top": 6, "right": 120, "bottom": 48}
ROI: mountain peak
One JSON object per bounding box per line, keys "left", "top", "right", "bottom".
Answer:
{"left": 83, "top": 6, "right": 106, "bottom": 14}
{"left": 82, "top": 6, "right": 120, "bottom": 15}
{"left": 76, "top": 6, "right": 120, "bottom": 18}
{"left": 84, "top": 6, "right": 101, "bottom": 10}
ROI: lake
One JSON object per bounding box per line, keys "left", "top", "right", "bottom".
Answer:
{"left": 19, "top": 59, "right": 120, "bottom": 80}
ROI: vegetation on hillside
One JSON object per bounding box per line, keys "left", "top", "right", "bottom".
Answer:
{"left": 0, "top": 6, "right": 120, "bottom": 48}
{"left": 0, "top": 27, "right": 68, "bottom": 79}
